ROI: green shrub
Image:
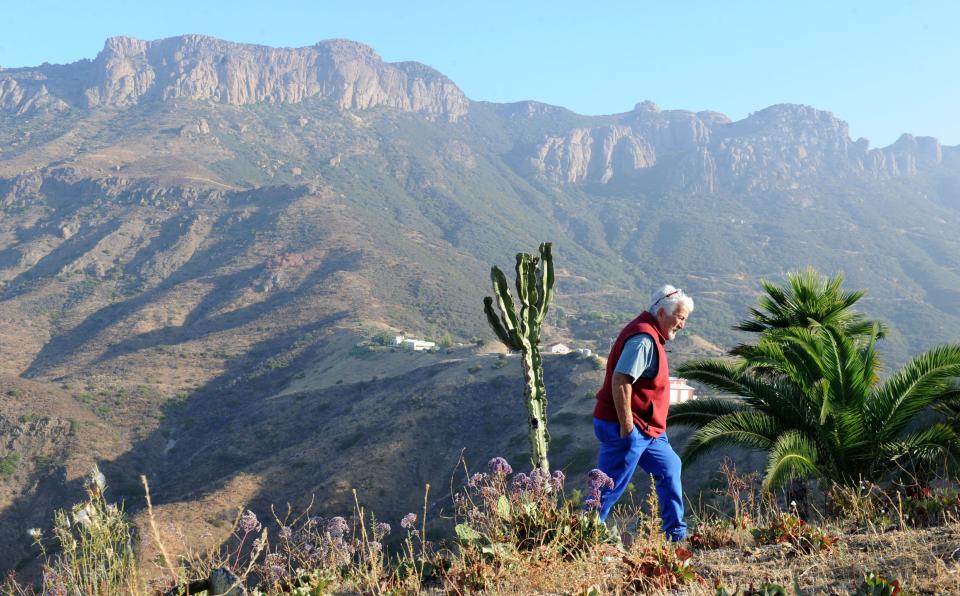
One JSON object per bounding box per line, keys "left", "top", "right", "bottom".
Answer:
{"left": 689, "top": 516, "right": 739, "bottom": 550}
{"left": 371, "top": 330, "right": 396, "bottom": 346}
{"left": 716, "top": 583, "right": 796, "bottom": 596}
{"left": 750, "top": 512, "right": 837, "bottom": 554}
{"left": 35, "top": 467, "right": 141, "bottom": 593}
{"left": 454, "top": 458, "right": 610, "bottom": 562}
{"left": 855, "top": 572, "right": 906, "bottom": 596}
{"left": 620, "top": 544, "right": 698, "bottom": 592}
{"left": 74, "top": 392, "right": 95, "bottom": 404}
{"left": 0, "top": 453, "right": 20, "bottom": 479}
{"left": 903, "top": 488, "right": 960, "bottom": 528}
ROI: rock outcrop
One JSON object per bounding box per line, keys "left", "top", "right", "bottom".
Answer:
{"left": 0, "top": 36, "right": 468, "bottom": 120}
{"left": 0, "top": 79, "right": 69, "bottom": 115}
{"left": 528, "top": 102, "right": 952, "bottom": 192}
{"left": 533, "top": 125, "right": 656, "bottom": 184}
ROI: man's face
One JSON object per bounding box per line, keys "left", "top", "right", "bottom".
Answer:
{"left": 654, "top": 304, "right": 689, "bottom": 341}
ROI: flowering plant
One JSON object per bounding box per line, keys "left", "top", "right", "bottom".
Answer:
{"left": 454, "top": 457, "right": 612, "bottom": 562}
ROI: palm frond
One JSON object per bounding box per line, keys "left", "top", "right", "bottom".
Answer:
{"left": 667, "top": 397, "right": 750, "bottom": 428}
{"left": 681, "top": 411, "right": 780, "bottom": 467}
{"left": 763, "top": 430, "right": 822, "bottom": 490}
{"left": 735, "top": 269, "right": 880, "bottom": 340}
{"left": 877, "top": 423, "right": 960, "bottom": 478}
{"left": 675, "top": 359, "right": 752, "bottom": 396}
{"left": 931, "top": 384, "right": 960, "bottom": 419}
{"left": 677, "top": 358, "right": 819, "bottom": 430}
{"left": 867, "top": 345, "right": 960, "bottom": 440}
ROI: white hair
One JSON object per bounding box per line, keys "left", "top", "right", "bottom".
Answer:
{"left": 648, "top": 284, "right": 694, "bottom": 316}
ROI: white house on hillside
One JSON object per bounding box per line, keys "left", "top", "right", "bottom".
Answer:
{"left": 393, "top": 335, "right": 436, "bottom": 351}
{"left": 549, "top": 343, "right": 571, "bottom": 354}
{"left": 669, "top": 377, "right": 696, "bottom": 403}
{"left": 403, "top": 339, "right": 436, "bottom": 351}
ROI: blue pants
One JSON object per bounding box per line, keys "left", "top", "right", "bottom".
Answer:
{"left": 593, "top": 417, "right": 686, "bottom": 541}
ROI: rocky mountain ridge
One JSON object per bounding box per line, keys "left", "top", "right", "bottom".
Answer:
{"left": 1, "top": 36, "right": 954, "bottom": 196}
{"left": 0, "top": 35, "right": 468, "bottom": 120}
{"left": 529, "top": 102, "right": 954, "bottom": 191}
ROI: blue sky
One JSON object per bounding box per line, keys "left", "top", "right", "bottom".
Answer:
{"left": 2, "top": 1, "right": 957, "bottom": 147}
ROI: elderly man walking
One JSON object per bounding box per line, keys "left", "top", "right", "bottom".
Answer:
{"left": 591, "top": 285, "right": 693, "bottom": 542}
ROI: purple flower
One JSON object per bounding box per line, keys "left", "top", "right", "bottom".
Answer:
{"left": 43, "top": 569, "right": 67, "bottom": 596}
{"left": 239, "top": 510, "right": 261, "bottom": 533}
{"left": 375, "top": 522, "right": 391, "bottom": 537}
{"left": 511, "top": 473, "right": 531, "bottom": 495}
{"left": 587, "top": 469, "right": 614, "bottom": 491}
{"left": 278, "top": 525, "right": 292, "bottom": 541}
{"left": 487, "top": 457, "right": 513, "bottom": 476}
{"left": 265, "top": 552, "right": 288, "bottom": 579}
{"left": 468, "top": 472, "right": 489, "bottom": 488}
{"left": 326, "top": 516, "right": 349, "bottom": 539}
{"left": 530, "top": 468, "right": 549, "bottom": 495}
{"left": 585, "top": 469, "right": 614, "bottom": 511}
{"left": 400, "top": 512, "right": 417, "bottom": 530}
{"left": 551, "top": 470, "right": 566, "bottom": 491}
{"left": 479, "top": 486, "right": 499, "bottom": 499}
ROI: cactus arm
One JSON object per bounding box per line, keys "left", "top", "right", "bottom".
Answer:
{"left": 491, "top": 266, "right": 519, "bottom": 334}
{"left": 528, "top": 255, "right": 542, "bottom": 311}
{"left": 524, "top": 259, "right": 540, "bottom": 343}
{"left": 514, "top": 253, "right": 531, "bottom": 336}
{"left": 483, "top": 297, "right": 521, "bottom": 350}
{"left": 535, "top": 243, "right": 554, "bottom": 326}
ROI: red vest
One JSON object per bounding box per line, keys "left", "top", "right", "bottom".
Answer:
{"left": 592, "top": 311, "right": 671, "bottom": 438}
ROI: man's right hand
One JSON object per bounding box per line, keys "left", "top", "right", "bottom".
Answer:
{"left": 619, "top": 424, "right": 635, "bottom": 438}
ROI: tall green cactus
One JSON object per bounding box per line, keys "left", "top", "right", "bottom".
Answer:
{"left": 482, "top": 242, "right": 555, "bottom": 473}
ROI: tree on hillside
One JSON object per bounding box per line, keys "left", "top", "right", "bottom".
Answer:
{"left": 482, "top": 242, "right": 555, "bottom": 472}
{"left": 668, "top": 270, "right": 960, "bottom": 490}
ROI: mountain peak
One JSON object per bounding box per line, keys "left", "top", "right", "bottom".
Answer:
{"left": 633, "top": 100, "right": 661, "bottom": 113}
{"left": 1, "top": 35, "right": 468, "bottom": 120}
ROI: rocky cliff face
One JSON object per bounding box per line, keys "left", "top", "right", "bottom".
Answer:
{"left": 0, "top": 78, "right": 70, "bottom": 115}
{"left": 533, "top": 125, "right": 657, "bottom": 184}
{"left": 528, "top": 101, "right": 950, "bottom": 191}
{"left": 0, "top": 36, "right": 468, "bottom": 120}
{"left": 2, "top": 36, "right": 949, "bottom": 191}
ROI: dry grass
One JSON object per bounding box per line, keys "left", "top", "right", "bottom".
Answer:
{"left": 691, "top": 524, "right": 960, "bottom": 594}
{"left": 453, "top": 524, "right": 960, "bottom": 594}
{"left": 9, "top": 460, "right": 960, "bottom": 594}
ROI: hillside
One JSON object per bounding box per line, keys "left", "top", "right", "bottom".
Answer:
{"left": 0, "top": 35, "right": 958, "bottom": 572}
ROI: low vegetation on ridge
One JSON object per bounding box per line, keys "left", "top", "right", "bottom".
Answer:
{"left": 8, "top": 456, "right": 960, "bottom": 594}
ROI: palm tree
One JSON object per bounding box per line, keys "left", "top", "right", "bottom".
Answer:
{"left": 735, "top": 268, "right": 886, "bottom": 341}
{"left": 669, "top": 272, "right": 960, "bottom": 490}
